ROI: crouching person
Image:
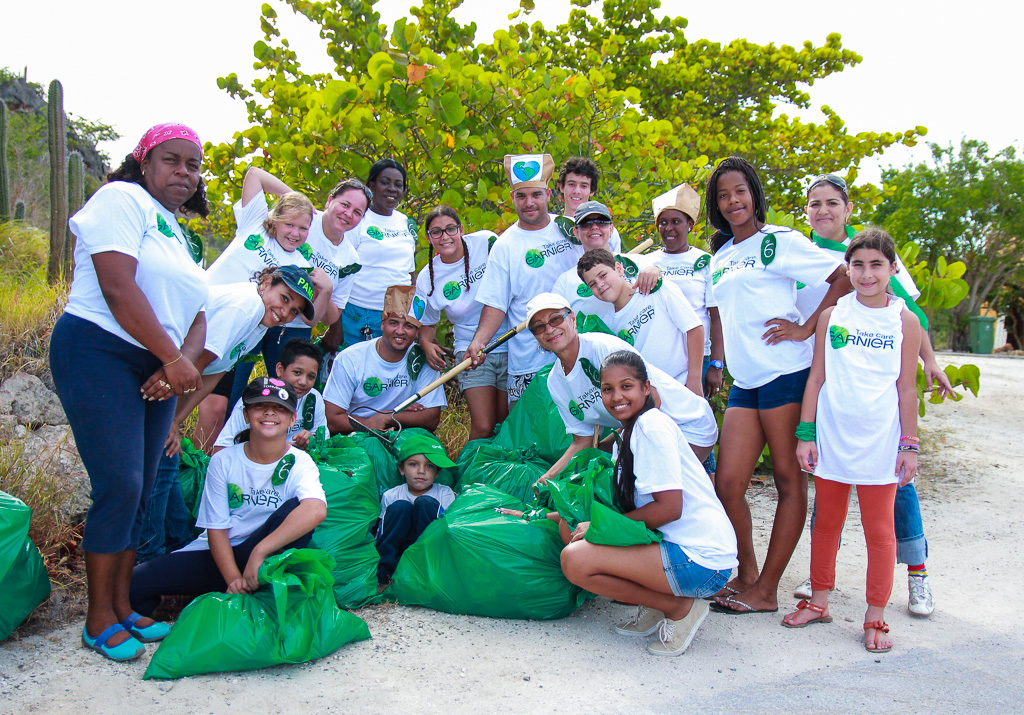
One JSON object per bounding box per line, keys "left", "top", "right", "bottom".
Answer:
{"left": 129, "top": 377, "right": 327, "bottom": 616}
{"left": 376, "top": 434, "right": 457, "bottom": 588}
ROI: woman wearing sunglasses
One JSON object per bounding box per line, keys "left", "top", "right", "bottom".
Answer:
{"left": 414, "top": 205, "right": 508, "bottom": 440}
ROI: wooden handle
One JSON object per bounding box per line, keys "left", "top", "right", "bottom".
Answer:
{"left": 628, "top": 237, "right": 654, "bottom": 254}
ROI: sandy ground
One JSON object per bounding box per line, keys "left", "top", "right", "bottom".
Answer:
{"left": 2, "top": 353, "right": 1022, "bottom": 714}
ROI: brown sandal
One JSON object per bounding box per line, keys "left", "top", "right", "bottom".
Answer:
{"left": 782, "top": 599, "right": 833, "bottom": 628}
{"left": 863, "top": 620, "right": 892, "bottom": 653}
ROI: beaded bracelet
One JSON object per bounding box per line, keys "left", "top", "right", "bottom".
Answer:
{"left": 794, "top": 421, "right": 816, "bottom": 442}
{"left": 897, "top": 444, "right": 919, "bottom": 452}
{"left": 899, "top": 435, "right": 920, "bottom": 443}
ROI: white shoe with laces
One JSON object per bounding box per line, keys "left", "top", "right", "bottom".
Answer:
{"left": 647, "top": 600, "right": 709, "bottom": 656}
{"left": 615, "top": 605, "right": 664, "bottom": 637}
{"left": 793, "top": 577, "right": 813, "bottom": 600}
{"left": 908, "top": 574, "right": 934, "bottom": 616}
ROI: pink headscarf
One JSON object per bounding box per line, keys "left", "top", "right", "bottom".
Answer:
{"left": 131, "top": 123, "right": 203, "bottom": 165}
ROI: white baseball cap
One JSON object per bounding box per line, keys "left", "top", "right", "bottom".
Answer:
{"left": 525, "top": 292, "right": 572, "bottom": 328}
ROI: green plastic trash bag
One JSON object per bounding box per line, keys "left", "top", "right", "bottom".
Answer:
{"left": 575, "top": 312, "right": 614, "bottom": 336}
{"left": 308, "top": 449, "right": 382, "bottom": 608}
{"left": 0, "top": 491, "right": 50, "bottom": 640}
{"left": 456, "top": 437, "right": 493, "bottom": 477}
{"left": 348, "top": 427, "right": 458, "bottom": 498}
{"left": 144, "top": 548, "right": 370, "bottom": 680}
{"left": 460, "top": 443, "right": 550, "bottom": 505}
{"left": 586, "top": 501, "right": 660, "bottom": 546}
{"left": 177, "top": 438, "right": 210, "bottom": 520}
{"left": 387, "top": 485, "right": 589, "bottom": 620}
{"left": 492, "top": 365, "right": 571, "bottom": 463}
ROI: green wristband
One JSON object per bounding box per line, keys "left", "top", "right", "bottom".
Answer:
{"left": 794, "top": 421, "right": 816, "bottom": 442}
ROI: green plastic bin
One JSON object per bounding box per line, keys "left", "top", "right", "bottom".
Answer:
{"left": 968, "top": 315, "right": 996, "bottom": 354}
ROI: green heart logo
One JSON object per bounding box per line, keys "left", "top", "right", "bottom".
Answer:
{"left": 412, "top": 296, "right": 426, "bottom": 319}
{"left": 525, "top": 249, "right": 545, "bottom": 268}
{"left": 338, "top": 263, "right": 362, "bottom": 278}
{"left": 156, "top": 214, "right": 175, "bottom": 239}
{"left": 363, "top": 376, "right": 383, "bottom": 396}
{"left": 693, "top": 254, "right": 711, "bottom": 271}
{"left": 271, "top": 453, "right": 296, "bottom": 486}
{"left": 829, "top": 325, "right": 850, "bottom": 349}
{"left": 227, "top": 483, "right": 245, "bottom": 509}
{"left": 297, "top": 243, "right": 312, "bottom": 259}
{"left": 367, "top": 226, "right": 384, "bottom": 241}
{"left": 616, "top": 255, "right": 639, "bottom": 278}
{"left": 443, "top": 281, "right": 462, "bottom": 300}
{"left": 407, "top": 345, "right": 426, "bottom": 379}
{"left": 569, "top": 400, "right": 584, "bottom": 420}
{"left": 555, "top": 215, "right": 579, "bottom": 244}
{"left": 244, "top": 234, "right": 265, "bottom": 251}
{"left": 576, "top": 283, "right": 593, "bottom": 298}
{"left": 302, "top": 397, "right": 316, "bottom": 430}
{"left": 580, "top": 358, "right": 601, "bottom": 388}
{"left": 617, "top": 329, "right": 635, "bottom": 346}
{"left": 513, "top": 160, "right": 540, "bottom": 181}
{"left": 761, "top": 234, "right": 777, "bottom": 266}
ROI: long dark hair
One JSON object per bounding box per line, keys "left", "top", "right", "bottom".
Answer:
{"left": 705, "top": 156, "right": 766, "bottom": 253}
{"left": 601, "top": 350, "right": 656, "bottom": 513}
{"left": 424, "top": 205, "right": 470, "bottom": 297}
{"left": 107, "top": 155, "right": 210, "bottom": 217}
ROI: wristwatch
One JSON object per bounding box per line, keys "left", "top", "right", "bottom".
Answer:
{"left": 709, "top": 360, "right": 724, "bottom": 370}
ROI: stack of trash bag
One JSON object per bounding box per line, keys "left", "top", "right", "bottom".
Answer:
{"left": 144, "top": 548, "right": 370, "bottom": 680}
{"left": 490, "top": 365, "right": 571, "bottom": 464}
{"left": 457, "top": 442, "right": 550, "bottom": 505}
{"left": 0, "top": 491, "right": 51, "bottom": 640}
{"left": 177, "top": 437, "right": 210, "bottom": 522}
{"left": 386, "top": 484, "right": 589, "bottom": 619}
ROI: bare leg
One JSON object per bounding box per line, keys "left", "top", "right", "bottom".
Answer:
{"left": 463, "top": 386, "right": 500, "bottom": 441}
{"left": 689, "top": 444, "right": 713, "bottom": 462}
{"left": 864, "top": 605, "right": 894, "bottom": 650}
{"left": 84, "top": 551, "right": 131, "bottom": 646}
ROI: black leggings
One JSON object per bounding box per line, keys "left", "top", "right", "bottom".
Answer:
{"left": 129, "top": 497, "right": 312, "bottom": 617}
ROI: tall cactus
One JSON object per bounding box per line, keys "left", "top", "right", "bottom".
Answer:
{"left": 0, "top": 101, "right": 10, "bottom": 223}
{"left": 65, "top": 151, "right": 84, "bottom": 274}
{"left": 13, "top": 199, "right": 26, "bottom": 221}
{"left": 47, "top": 80, "right": 68, "bottom": 284}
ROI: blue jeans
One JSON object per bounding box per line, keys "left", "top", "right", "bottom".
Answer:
{"left": 136, "top": 453, "right": 194, "bottom": 563}
{"left": 810, "top": 481, "right": 928, "bottom": 566}
{"left": 659, "top": 541, "right": 731, "bottom": 598}
{"left": 341, "top": 303, "right": 382, "bottom": 350}
{"left": 227, "top": 325, "right": 313, "bottom": 413}
{"left": 375, "top": 496, "right": 442, "bottom": 583}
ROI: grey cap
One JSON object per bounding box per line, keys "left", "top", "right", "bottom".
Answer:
{"left": 573, "top": 200, "right": 612, "bottom": 225}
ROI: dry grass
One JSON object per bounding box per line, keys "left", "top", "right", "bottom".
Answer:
{"left": 435, "top": 383, "right": 471, "bottom": 458}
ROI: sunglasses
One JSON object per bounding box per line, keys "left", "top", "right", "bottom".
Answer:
{"left": 427, "top": 224, "right": 461, "bottom": 239}
{"left": 808, "top": 174, "right": 848, "bottom": 193}
{"left": 529, "top": 310, "right": 571, "bottom": 336}
{"left": 577, "top": 219, "right": 612, "bottom": 229}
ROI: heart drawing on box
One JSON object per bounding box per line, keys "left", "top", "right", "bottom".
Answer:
{"left": 513, "top": 160, "right": 540, "bottom": 181}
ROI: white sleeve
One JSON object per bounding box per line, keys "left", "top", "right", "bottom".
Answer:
{"left": 631, "top": 413, "right": 684, "bottom": 494}
{"left": 548, "top": 371, "right": 594, "bottom": 438}
{"left": 290, "top": 451, "right": 327, "bottom": 504}
{"left": 194, "top": 451, "right": 232, "bottom": 529}
{"left": 203, "top": 299, "right": 253, "bottom": 362}
{"left": 702, "top": 265, "right": 716, "bottom": 309}
{"left": 234, "top": 191, "right": 270, "bottom": 235}
{"left": 414, "top": 365, "right": 448, "bottom": 409}
{"left": 414, "top": 268, "right": 442, "bottom": 327}
{"left": 69, "top": 186, "right": 146, "bottom": 258}
{"left": 312, "top": 392, "right": 328, "bottom": 432}
{"left": 322, "top": 351, "right": 357, "bottom": 410}
{"left": 475, "top": 240, "right": 512, "bottom": 311}
{"left": 893, "top": 254, "right": 921, "bottom": 300}
{"left": 661, "top": 282, "right": 702, "bottom": 333}
{"left": 214, "top": 403, "right": 248, "bottom": 448}
{"left": 772, "top": 231, "right": 842, "bottom": 289}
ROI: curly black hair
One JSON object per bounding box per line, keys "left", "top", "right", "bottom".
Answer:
{"left": 107, "top": 154, "right": 210, "bottom": 218}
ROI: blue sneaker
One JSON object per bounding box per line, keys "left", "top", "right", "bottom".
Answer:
{"left": 121, "top": 612, "right": 171, "bottom": 642}
{"left": 81, "top": 623, "right": 145, "bottom": 661}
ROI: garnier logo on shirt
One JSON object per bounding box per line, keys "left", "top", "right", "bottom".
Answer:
{"left": 580, "top": 357, "right": 601, "bottom": 388}
{"left": 830, "top": 325, "right": 896, "bottom": 350}
{"left": 617, "top": 329, "right": 635, "bottom": 346}
{"left": 227, "top": 483, "right": 245, "bottom": 509}
{"left": 156, "top": 214, "right": 175, "bottom": 239}
{"left": 297, "top": 243, "right": 313, "bottom": 260}
{"left": 576, "top": 283, "right": 593, "bottom": 298}
{"left": 443, "top": 281, "right": 462, "bottom": 300}
{"left": 525, "top": 249, "right": 545, "bottom": 268}
{"left": 244, "top": 234, "right": 265, "bottom": 251}
{"left": 363, "top": 376, "right": 384, "bottom": 396}
{"left": 569, "top": 400, "right": 585, "bottom": 420}
{"left": 302, "top": 397, "right": 316, "bottom": 430}
{"left": 406, "top": 344, "right": 426, "bottom": 379}
{"left": 181, "top": 222, "right": 204, "bottom": 264}
{"left": 760, "top": 234, "right": 777, "bottom": 266}
{"left": 616, "top": 255, "right": 639, "bottom": 279}
{"left": 693, "top": 254, "right": 711, "bottom": 271}
{"left": 271, "top": 453, "right": 296, "bottom": 486}
{"left": 229, "top": 342, "right": 245, "bottom": 361}
{"left": 555, "top": 216, "right": 579, "bottom": 244}
{"left": 367, "top": 226, "right": 384, "bottom": 240}
{"left": 829, "top": 325, "right": 850, "bottom": 349}
{"left": 338, "top": 263, "right": 362, "bottom": 278}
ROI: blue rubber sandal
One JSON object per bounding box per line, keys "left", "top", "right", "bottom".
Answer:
{"left": 81, "top": 623, "right": 145, "bottom": 661}
{"left": 121, "top": 612, "right": 171, "bottom": 643}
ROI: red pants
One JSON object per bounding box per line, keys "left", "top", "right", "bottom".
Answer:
{"left": 810, "top": 478, "right": 897, "bottom": 607}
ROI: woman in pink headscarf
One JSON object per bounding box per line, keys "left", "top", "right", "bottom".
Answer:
{"left": 49, "top": 123, "right": 210, "bottom": 661}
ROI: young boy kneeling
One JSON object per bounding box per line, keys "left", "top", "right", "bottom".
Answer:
{"left": 376, "top": 434, "right": 457, "bottom": 587}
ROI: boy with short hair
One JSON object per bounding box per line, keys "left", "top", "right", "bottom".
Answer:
{"left": 579, "top": 249, "right": 705, "bottom": 396}
{"left": 213, "top": 338, "right": 327, "bottom": 452}
{"left": 375, "top": 434, "right": 458, "bottom": 586}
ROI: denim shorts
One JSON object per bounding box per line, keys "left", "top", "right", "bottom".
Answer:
{"left": 728, "top": 367, "right": 810, "bottom": 410}
{"left": 660, "top": 541, "right": 731, "bottom": 598}
{"left": 458, "top": 350, "right": 509, "bottom": 392}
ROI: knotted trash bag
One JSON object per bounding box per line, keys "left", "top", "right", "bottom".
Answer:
{"left": 308, "top": 448, "right": 382, "bottom": 608}
{"left": 347, "top": 427, "right": 459, "bottom": 498}
{"left": 386, "top": 484, "right": 589, "bottom": 620}
{"left": 491, "top": 365, "right": 571, "bottom": 463}
{"left": 455, "top": 437, "right": 494, "bottom": 477}
{"left": 143, "top": 548, "right": 370, "bottom": 680}
{"left": 0, "top": 491, "right": 50, "bottom": 640}
{"left": 460, "top": 442, "right": 551, "bottom": 505}
{"left": 177, "top": 438, "right": 210, "bottom": 521}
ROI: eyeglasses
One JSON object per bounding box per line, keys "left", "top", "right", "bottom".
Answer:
{"left": 528, "top": 310, "right": 571, "bottom": 336}
{"left": 427, "top": 224, "right": 461, "bottom": 239}
{"left": 808, "top": 174, "right": 848, "bottom": 193}
{"left": 577, "top": 219, "right": 612, "bottom": 229}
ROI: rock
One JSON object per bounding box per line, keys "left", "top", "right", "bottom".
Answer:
{"left": 18, "top": 426, "right": 90, "bottom": 523}
{"left": 0, "top": 373, "right": 66, "bottom": 427}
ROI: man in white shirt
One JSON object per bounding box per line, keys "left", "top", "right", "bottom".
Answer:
{"left": 554, "top": 157, "right": 621, "bottom": 255}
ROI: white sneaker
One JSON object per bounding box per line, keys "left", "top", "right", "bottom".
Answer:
{"left": 647, "top": 600, "right": 709, "bottom": 656}
{"left": 793, "top": 577, "right": 813, "bottom": 600}
{"left": 908, "top": 574, "right": 934, "bottom": 616}
{"left": 615, "top": 606, "right": 664, "bottom": 637}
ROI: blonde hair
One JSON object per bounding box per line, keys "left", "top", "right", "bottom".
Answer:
{"left": 263, "top": 191, "right": 315, "bottom": 237}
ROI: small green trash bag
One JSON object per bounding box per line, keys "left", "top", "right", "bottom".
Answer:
{"left": 308, "top": 449, "right": 382, "bottom": 608}
{"left": 387, "top": 485, "right": 589, "bottom": 620}
{"left": 0, "top": 491, "right": 50, "bottom": 640}
{"left": 144, "top": 548, "right": 370, "bottom": 680}
{"left": 460, "top": 443, "right": 551, "bottom": 505}
{"left": 177, "top": 438, "right": 210, "bottom": 521}
{"left": 491, "top": 365, "right": 572, "bottom": 464}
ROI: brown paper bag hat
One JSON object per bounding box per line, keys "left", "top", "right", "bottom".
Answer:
{"left": 383, "top": 285, "right": 423, "bottom": 328}
{"left": 503, "top": 153, "right": 555, "bottom": 190}
{"left": 652, "top": 183, "right": 701, "bottom": 224}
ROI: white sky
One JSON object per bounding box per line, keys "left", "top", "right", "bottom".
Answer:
{"left": 3, "top": 0, "right": 1020, "bottom": 185}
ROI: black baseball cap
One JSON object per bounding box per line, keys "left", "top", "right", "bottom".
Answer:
{"left": 242, "top": 376, "right": 298, "bottom": 412}
{"left": 274, "top": 265, "right": 316, "bottom": 321}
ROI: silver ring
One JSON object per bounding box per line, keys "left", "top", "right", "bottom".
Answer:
{"left": 159, "top": 380, "right": 170, "bottom": 389}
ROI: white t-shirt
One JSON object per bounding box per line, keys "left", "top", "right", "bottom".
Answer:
{"left": 546, "top": 332, "right": 718, "bottom": 447}
{"left": 379, "top": 482, "right": 457, "bottom": 520}
{"left": 413, "top": 231, "right": 509, "bottom": 354}
{"left": 182, "top": 445, "right": 326, "bottom": 552}
{"left": 202, "top": 282, "right": 269, "bottom": 376}
{"left": 647, "top": 247, "right": 716, "bottom": 355}
{"left": 214, "top": 388, "right": 328, "bottom": 449}
{"left": 206, "top": 191, "right": 312, "bottom": 290}
{"left": 711, "top": 225, "right": 842, "bottom": 389}
{"left": 552, "top": 252, "right": 655, "bottom": 328}
{"left": 615, "top": 409, "right": 737, "bottom": 571}
{"left": 65, "top": 181, "right": 208, "bottom": 349}
{"left": 304, "top": 209, "right": 362, "bottom": 311}
{"left": 345, "top": 208, "right": 416, "bottom": 311}
{"left": 322, "top": 338, "right": 447, "bottom": 415}
{"left": 814, "top": 294, "right": 906, "bottom": 485}
{"left": 609, "top": 281, "right": 702, "bottom": 384}
{"left": 475, "top": 220, "right": 578, "bottom": 375}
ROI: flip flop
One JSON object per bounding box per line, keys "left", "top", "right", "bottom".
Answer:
{"left": 709, "top": 596, "right": 779, "bottom": 615}
{"left": 782, "top": 599, "right": 833, "bottom": 628}
{"left": 710, "top": 584, "right": 740, "bottom": 599}
{"left": 864, "top": 620, "right": 893, "bottom": 653}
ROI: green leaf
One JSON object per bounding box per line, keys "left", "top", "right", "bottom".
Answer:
{"left": 438, "top": 92, "right": 466, "bottom": 127}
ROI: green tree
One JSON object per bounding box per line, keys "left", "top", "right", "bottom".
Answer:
{"left": 875, "top": 139, "right": 1024, "bottom": 350}
{"left": 203, "top": 0, "right": 922, "bottom": 255}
